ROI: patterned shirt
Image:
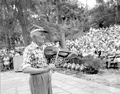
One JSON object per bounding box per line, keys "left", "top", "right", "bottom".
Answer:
{"left": 22, "top": 42, "right": 54, "bottom": 70}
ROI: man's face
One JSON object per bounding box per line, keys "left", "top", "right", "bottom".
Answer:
{"left": 35, "top": 32, "right": 48, "bottom": 45}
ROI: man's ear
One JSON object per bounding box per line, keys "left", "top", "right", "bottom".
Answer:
{"left": 33, "top": 35, "right": 36, "bottom": 38}
{"left": 32, "top": 35, "right": 36, "bottom": 41}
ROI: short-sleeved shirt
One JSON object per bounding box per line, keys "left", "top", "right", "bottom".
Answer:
{"left": 22, "top": 42, "right": 51, "bottom": 70}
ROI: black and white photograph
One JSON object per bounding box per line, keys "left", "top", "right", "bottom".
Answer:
{"left": 1, "top": 0, "right": 120, "bottom": 94}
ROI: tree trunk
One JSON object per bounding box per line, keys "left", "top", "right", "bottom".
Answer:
{"left": 56, "top": 0, "right": 66, "bottom": 49}
{"left": 5, "top": 31, "right": 8, "bottom": 48}
{"left": 2, "top": 4, "right": 9, "bottom": 49}
{"left": 16, "top": 0, "right": 29, "bottom": 47}
{"left": 60, "top": 32, "right": 66, "bottom": 49}
{"left": 19, "top": 20, "right": 29, "bottom": 46}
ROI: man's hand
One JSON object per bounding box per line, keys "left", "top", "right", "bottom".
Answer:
{"left": 52, "top": 47, "right": 59, "bottom": 53}
{"left": 48, "top": 63, "right": 56, "bottom": 70}
{"left": 66, "top": 51, "right": 78, "bottom": 59}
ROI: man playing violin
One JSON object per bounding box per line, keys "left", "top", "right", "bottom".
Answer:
{"left": 21, "top": 26, "right": 56, "bottom": 94}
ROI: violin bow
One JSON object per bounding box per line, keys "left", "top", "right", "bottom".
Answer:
{"left": 50, "top": 48, "right": 60, "bottom": 75}
{"left": 54, "top": 48, "right": 60, "bottom": 65}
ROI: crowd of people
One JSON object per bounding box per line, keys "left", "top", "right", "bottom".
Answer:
{"left": 0, "top": 47, "right": 23, "bottom": 71}
{"left": 66, "top": 25, "right": 120, "bottom": 58}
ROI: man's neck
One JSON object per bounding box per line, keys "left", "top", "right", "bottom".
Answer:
{"left": 32, "top": 41, "right": 42, "bottom": 47}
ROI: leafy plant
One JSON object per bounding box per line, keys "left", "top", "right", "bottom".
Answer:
{"left": 81, "top": 56, "right": 101, "bottom": 74}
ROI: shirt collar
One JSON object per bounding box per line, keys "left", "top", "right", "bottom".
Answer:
{"left": 31, "top": 41, "right": 41, "bottom": 49}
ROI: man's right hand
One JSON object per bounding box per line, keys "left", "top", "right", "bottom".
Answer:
{"left": 48, "top": 63, "right": 56, "bottom": 70}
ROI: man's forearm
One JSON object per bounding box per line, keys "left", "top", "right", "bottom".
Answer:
{"left": 22, "top": 67, "right": 50, "bottom": 74}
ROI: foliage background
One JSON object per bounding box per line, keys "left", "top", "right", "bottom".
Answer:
{"left": 0, "top": 0, "right": 120, "bottom": 49}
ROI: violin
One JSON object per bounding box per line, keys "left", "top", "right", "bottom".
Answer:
{"left": 44, "top": 46, "right": 78, "bottom": 60}
{"left": 44, "top": 46, "right": 70, "bottom": 57}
